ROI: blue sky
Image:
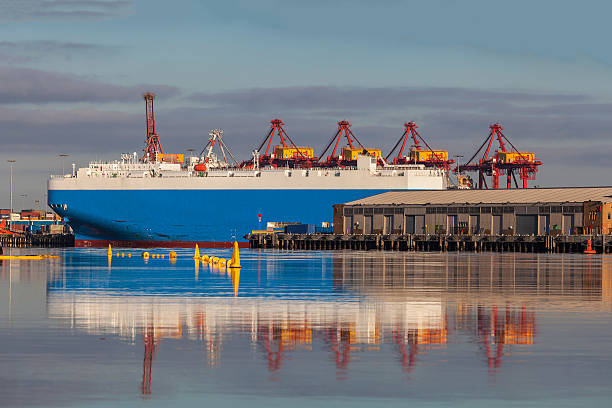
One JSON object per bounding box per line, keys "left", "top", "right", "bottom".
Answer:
{"left": 1, "top": 0, "right": 612, "bottom": 208}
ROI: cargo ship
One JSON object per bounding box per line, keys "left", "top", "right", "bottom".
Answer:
{"left": 48, "top": 93, "right": 448, "bottom": 248}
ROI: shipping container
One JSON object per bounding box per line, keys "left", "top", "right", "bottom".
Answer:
{"left": 341, "top": 148, "right": 381, "bottom": 161}
{"left": 273, "top": 146, "right": 314, "bottom": 159}
{"left": 495, "top": 152, "right": 535, "bottom": 163}
{"left": 409, "top": 150, "right": 449, "bottom": 162}
{"left": 155, "top": 153, "right": 184, "bottom": 163}
{"left": 49, "top": 225, "right": 65, "bottom": 234}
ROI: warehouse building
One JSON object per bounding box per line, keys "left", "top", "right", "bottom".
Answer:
{"left": 338, "top": 187, "right": 612, "bottom": 236}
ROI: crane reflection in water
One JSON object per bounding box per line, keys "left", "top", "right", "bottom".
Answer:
{"left": 27, "top": 250, "right": 611, "bottom": 395}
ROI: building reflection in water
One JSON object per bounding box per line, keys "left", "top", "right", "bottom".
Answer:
{"left": 3, "top": 252, "right": 608, "bottom": 395}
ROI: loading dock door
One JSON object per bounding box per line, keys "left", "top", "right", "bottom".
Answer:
{"left": 405, "top": 215, "right": 415, "bottom": 234}
{"left": 493, "top": 215, "right": 503, "bottom": 234}
{"left": 365, "top": 216, "right": 373, "bottom": 234}
{"left": 563, "top": 214, "right": 574, "bottom": 235}
{"left": 383, "top": 215, "right": 393, "bottom": 234}
{"left": 346, "top": 216, "right": 354, "bottom": 234}
{"left": 516, "top": 215, "right": 538, "bottom": 235}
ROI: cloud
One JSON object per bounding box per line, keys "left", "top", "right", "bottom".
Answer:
{"left": 0, "top": 66, "right": 180, "bottom": 104}
{"left": 187, "top": 86, "right": 611, "bottom": 142}
{"left": 0, "top": 40, "right": 121, "bottom": 63}
{"left": 0, "top": 0, "right": 133, "bottom": 22}
{"left": 188, "top": 86, "right": 589, "bottom": 115}
{"left": 0, "top": 107, "right": 140, "bottom": 153}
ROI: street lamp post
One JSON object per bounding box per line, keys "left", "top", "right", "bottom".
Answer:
{"left": 20, "top": 194, "right": 27, "bottom": 212}
{"left": 60, "top": 154, "right": 69, "bottom": 176}
{"left": 7, "top": 160, "right": 15, "bottom": 216}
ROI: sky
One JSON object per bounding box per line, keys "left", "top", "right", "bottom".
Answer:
{"left": 1, "top": 0, "right": 612, "bottom": 209}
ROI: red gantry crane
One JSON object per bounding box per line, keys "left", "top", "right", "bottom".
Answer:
{"left": 142, "top": 92, "right": 164, "bottom": 162}
{"left": 385, "top": 121, "right": 454, "bottom": 170}
{"left": 457, "top": 123, "right": 542, "bottom": 189}
{"left": 141, "top": 92, "right": 184, "bottom": 164}
{"left": 246, "top": 119, "right": 316, "bottom": 168}
{"left": 317, "top": 120, "right": 381, "bottom": 167}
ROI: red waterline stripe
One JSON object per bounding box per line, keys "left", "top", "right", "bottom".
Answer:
{"left": 75, "top": 239, "right": 249, "bottom": 249}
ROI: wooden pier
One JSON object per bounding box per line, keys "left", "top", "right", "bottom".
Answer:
{"left": 246, "top": 233, "right": 612, "bottom": 254}
{"left": 0, "top": 233, "right": 74, "bottom": 248}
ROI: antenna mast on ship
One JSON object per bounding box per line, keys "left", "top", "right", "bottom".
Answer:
{"left": 142, "top": 92, "right": 164, "bottom": 162}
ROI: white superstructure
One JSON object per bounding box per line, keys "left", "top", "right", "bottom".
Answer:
{"left": 49, "top": 154, "right": 448, "bottom": 191}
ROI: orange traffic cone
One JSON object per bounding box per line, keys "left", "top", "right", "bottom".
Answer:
{"left": 584, "top": 239, "right": 596, "bottom": 254}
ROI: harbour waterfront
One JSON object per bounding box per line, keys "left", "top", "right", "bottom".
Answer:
{"left": 0, "top": 248, "right": 611, "bottom": 407}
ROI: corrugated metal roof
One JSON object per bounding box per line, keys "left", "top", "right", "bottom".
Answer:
{"left": 347, "top": 187, "right": 612, "bottom": 205}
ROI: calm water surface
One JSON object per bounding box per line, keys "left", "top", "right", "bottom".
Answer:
{"left": 1, "top": 248, "right": 611, "bottom": 407}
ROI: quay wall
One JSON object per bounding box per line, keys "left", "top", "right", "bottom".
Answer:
{"left": 0, "top": 234, "right": 74, "bottom": 248}
{"left": 246, "top": 233, "right": 612, "bottom": 254}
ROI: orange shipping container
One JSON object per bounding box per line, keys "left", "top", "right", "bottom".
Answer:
{"left": 409, "top": 149, "right": 449, "bottom": 162}
{"left": 496, "top": 151, "right": 535, "bottom": 163}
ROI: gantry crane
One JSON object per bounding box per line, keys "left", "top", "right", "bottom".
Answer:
{"left": 385, "top": 121, "right": 454, "bottom": 169}
{"left": 317, "top": 120, "right": 381, "bottom": 167}
{"left": 244, "top": 119, "right": 315, "bottom": 168}
{"left": 141, "top": 92, "right": 183, "bottom": 164}
{"left": 194, "top": 129, "right": 239, "bottom": 171}
{"left": 141, "top": 92, "right": 163, "bottom": 162}
{"left": 457, "top": 123, "right": 542, "bottom": 189}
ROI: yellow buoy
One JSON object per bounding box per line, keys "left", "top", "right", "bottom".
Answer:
{"left": 169, "top": 251, "right": 177, "bottom": 259}
{"left": 219, "top": 258, "right": 227, "bottom": 266}
{"left": 142, "top": 251, "right": 150, "bottom": 259}
{"left": 201, "top": 254, "right": 209, "bottom": 262}
{"left": 107, "top": 244, "right": 112, "bottom": 258}
{"left": 211, "top": 256, "right": 219, "bottom": 264}
{"left": 229, "top": 241, "right": 241, "bottom": 268}
{"left": 128, "top": 253, "right": 132, "bottom": 258}
{"left": 193, "top": 244, "right": 200, "bottom": 260}
{"left": 161, "top": 254, "right": 164, "bottom": 259}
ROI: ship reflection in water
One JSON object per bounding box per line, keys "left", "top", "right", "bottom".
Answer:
{"left": 31, "top": 250, "right": 609, "bottom": 397}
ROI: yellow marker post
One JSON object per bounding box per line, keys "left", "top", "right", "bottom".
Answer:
{"left": 193, "top": 244, "right": 200, "bottom": 260}
{"left": 107, "top": 244, "right": 112, "bottom": 258}
{"left": 228, "top": 241, "right": 241, "bottom": 268}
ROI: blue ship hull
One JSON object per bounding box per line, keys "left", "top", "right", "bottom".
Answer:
{"left": 48, "top": 189, "right": 387, "bottom": 247}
